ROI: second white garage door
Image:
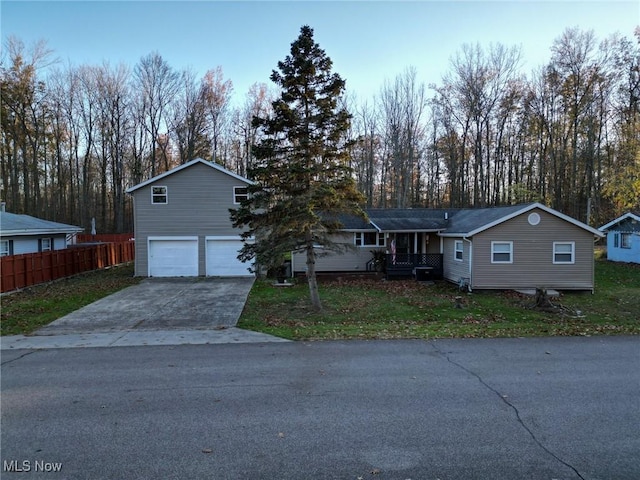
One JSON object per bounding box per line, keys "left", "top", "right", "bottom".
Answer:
{"left": 206, "top": 237, "right": 252, "bottom": 276}
{"left": 148, "top": 237, "right": 199, "bottom": 277}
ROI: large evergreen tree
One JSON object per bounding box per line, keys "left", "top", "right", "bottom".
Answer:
{"left": 230, "top": 25, "right": 365, "bottom": 311}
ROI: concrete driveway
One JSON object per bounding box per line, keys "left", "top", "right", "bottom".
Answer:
{"left": 34, "top": 277, "right": 256, "bottom": 335}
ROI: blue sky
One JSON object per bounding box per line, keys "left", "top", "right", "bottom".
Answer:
{"left": 2, "top": 1, "right": 638, "bottom": 104}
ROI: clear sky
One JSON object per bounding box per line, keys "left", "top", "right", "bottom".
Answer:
{"left": 2, "top": 1, "right": 638, "bottom": 105}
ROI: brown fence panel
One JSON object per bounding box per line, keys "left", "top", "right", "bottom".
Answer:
{"left": 0, "top": 241, "right": 135, "bottom": 293}
{"left": 76, "top": 233, "right": 134, "bottom": 243}
{"left": 17, "top": 255, "right": 29, "bottom": 290}
{"left": 1, "top": 256, "right": 16, "bottom": 292}
{"left": 42, "top": 251, "right": 53, "bottom": 283}
{"left": 31, "top": 252, "right": 43, "bottom": 285}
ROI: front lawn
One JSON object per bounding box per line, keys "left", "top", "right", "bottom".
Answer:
{"left": 238, "top": 260, "right": 640, "bottom": 340}
{"left": 1, "top": 263, "right": 141, "bottom": 336}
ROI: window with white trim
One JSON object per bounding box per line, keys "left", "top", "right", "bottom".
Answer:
{"left": 354, "top": 232, "right": 385, "bottom": 247}
{"left": 454, "top": 240, "right": 463, "bottom": 261}
{"left": 234, "top": 186, "right": 248, "bottom": 204}
{"left": 0, "top": 239, "right": 12, "bottom": 257}
{"left": 621, "top": 233, "right": 631, "bottom": 249}
{"left": 491, "top": 241, "right": 513, "bottom": 263}
{"left": 152, "top": 186, "right": 168, "bottom": 204}
{"left": 553, "top": 242, "right": 575, "bottom": 264}
{"left": 614, "top": 233, "right": 619, "bottom": 248}
{"left": 40, "top": 238, "right": 53, "bottom": 252}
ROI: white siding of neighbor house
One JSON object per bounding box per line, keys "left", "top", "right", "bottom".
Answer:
{"left": 131, "top": 162, "right": 250, "bottom": 276}
{"left": 7, "top": 234, "right": 68, "bottom": 255}
{"left": 291, "top": 232, "right": 381, "bottom": 273}
{"left": 470, "top": 209, "right": 595, "bottom": 290}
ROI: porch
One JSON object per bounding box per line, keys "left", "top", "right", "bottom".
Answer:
{"left": 384, "top": 253, "right": 444, "bottom": 280}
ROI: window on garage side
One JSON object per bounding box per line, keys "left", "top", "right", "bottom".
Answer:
{"left": 553, "top": 242, "right": 575, "bottom": 264}
{"left": 491, "top": 241, "right": 513, "bottom": 264}
{"left": 152, "top": 186, "right": 168, "bottom": 204}
{"left": 234, "top": 186, "right": 248, "bottom": 204}
{"left": 354, "top": 232, "right": 384, "bottom": 247}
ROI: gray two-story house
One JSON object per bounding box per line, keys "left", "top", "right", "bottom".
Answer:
{"left": 126, "top": 158, "right": 253, "bottom": 277}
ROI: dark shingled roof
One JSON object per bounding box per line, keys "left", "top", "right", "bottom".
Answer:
{"left": 444, "top": 203, "right": 535, "bottom": 234}
{"left": 366, "top": 209, "right": 450, "bottom": 231}
{"left": 319, "top": 202, "right": 600, "bottom": 236}
{"left": 335, "top": 204, "right": 538, "bottom": 233}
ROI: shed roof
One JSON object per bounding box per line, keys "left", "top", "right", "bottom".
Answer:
{"left": 598, "top": 212, "right": 640, "bottom": 232}
{"left": 0, "top": 211, "right": 84, "bottom": 236}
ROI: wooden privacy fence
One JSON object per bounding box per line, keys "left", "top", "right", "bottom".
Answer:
{"left": 0, "top": 241, "right": 135, "bottom": 293}
{"left": 76, "top": 233, "right": 134, "bottom": 243}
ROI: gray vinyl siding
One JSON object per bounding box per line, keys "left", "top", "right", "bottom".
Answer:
{"left": 131, "top": 162, "right": 250, "bottom": 276}
{"left": 291, "top": 232, "right": 379, "bottom": 273}
{"left": 471, "top": 209, "right": 595, "bottom": 290}
{"left": 443, "top": 237, "right": 471, "bottom": 284}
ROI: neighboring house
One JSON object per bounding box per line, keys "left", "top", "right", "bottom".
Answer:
{"left": 291, "top": 203, "right": 604, "bottom": 292}
{"left": 126, "top": 158, "right": 254, "bottom": 277}
{"left": 0, "top": 206, "right": 84, "bottom": 257}
{"left": 598, "top": 212, "right": 640, "bottom": 264}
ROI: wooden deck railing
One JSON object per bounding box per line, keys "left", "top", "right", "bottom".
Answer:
{"left": 385, "top": 253, "right": 443, "bottom": 279}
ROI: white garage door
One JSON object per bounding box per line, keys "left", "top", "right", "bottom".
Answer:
{"left": 148, "top": 237, "right": 198, "bottom": 277}
{"left": 206, "top": 237, "right": 252, "bottom": 276}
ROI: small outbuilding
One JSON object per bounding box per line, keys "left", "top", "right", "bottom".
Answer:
{"left": 598, "top": 212, "right": 640, "bottom": 264}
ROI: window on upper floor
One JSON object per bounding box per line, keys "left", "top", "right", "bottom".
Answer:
{"left": 354, "top": 232, "right": 385, "bottom": 247}
{"left": 491, "top": 241, "right": 513, "bottom": 264}
{"left": 152, "top": 186, "right": 168, "bottom": 204}
{"left": 234, "top": 186, "right": 249, "bottom": 204}
{"left": 553, "top": 242, "right": 575, "bottom": 264}
{"left": 454, "top": 240, "right": 463, "bottom": 261}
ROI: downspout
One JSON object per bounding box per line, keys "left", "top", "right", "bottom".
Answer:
{"left": 463, "top": 237, "right": 473, "bottom": 291}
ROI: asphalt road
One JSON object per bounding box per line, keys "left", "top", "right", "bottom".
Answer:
{"left": 1, "top": 337, "right": 639, "bottom": 480}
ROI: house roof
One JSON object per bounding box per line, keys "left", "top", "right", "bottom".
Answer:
{"left": 0, "top": 211, "right": 84, "bottom": 236}
{"left": 366, "top": 209, "right": 450, "bottom": 232}
{"left": 598, "top": 212, "right": 640, "bottom": 232}
{"left": 441, "top": 202, "right": 603, "bottom": 237}
{"left": 340, "top": 203, "right": 603, "bottom": 237}
{"left": 125, "top": 158, "right": 253, "bottom": 194}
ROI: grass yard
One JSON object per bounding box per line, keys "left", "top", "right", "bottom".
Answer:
{"left": 238, "top": 260, "right": 640, "bottom": 340}
{"left": 1, "top": 259, "right": 637, "bottom": 339}
{"left": 0, "top": 263, "right": 141, "bottom": 336}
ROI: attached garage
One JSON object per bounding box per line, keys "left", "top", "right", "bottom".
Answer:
{"left": 206, "top": 237, "right": 252, "bottom": 276}
{"left": 148, "top": 237, "right": 198, "bottom": 277}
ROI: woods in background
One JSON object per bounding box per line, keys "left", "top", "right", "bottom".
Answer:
{"left": 1, "top": 26, "right": 638, "bottom": 233}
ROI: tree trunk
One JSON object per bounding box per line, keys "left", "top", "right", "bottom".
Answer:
{"left": 305, "top": 241, "right": 322, "bottom": 312}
